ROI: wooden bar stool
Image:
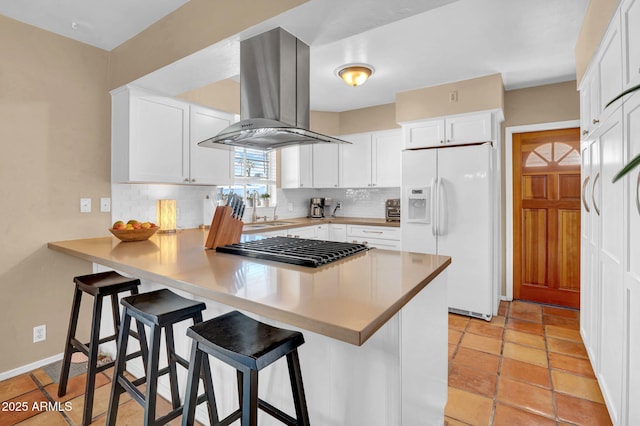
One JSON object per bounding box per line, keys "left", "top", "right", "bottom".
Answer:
{"left": 58, "top": 270, "right": 148, "bottom": 426}
{"left": 182, "top": 310, "right": 310, "bottom": 426}
{"left": 106, "top": 288, "right": 217, "bottom": 426}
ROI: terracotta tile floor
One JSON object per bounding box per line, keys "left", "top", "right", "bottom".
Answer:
{"left": 446, "top": 300, "right": 612, "bottom": 426}
{"left": 0, "top": 366, "right": 191, "bottom": 425}
{"left": 0, "top": 301, "right": 611, "bottom": 425}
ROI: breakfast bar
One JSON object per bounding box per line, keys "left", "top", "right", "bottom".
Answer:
{"left": 48, "top": 229, "right": 451, "bottom": 425}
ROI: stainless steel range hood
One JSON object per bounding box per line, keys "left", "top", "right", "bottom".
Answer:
{"left": 198, "top": 27, "right": 349, "bottom": 151}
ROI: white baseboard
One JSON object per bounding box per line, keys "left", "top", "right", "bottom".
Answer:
{"left": 0, "top": 353, "right": 64, "bottom": 382}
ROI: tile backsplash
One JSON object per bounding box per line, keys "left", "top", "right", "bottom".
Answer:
{"left": 112, "top": 183, "right": 400, "bottom": 228}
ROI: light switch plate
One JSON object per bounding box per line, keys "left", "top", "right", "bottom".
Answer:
{"left": 100, "top": 197, "right": 111, "bottom": 212}
{"left": 80, "top": 198, "right": 91, "bottom": 213}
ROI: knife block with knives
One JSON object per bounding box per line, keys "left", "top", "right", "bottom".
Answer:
{"left": 205, "top": 194, "right": 245, "bottom": 249}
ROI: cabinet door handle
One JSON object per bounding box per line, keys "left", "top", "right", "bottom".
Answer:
{"left": 191, "top": 178, "right": 196, "bottom": 183}
{"left": 592, "top": 172, "right": 601, "bottom": 216}
{"left": 582, "top": 176, "right": 591, "bottom": 212}
{"left": 440, "top": 140, "right": 445, "bottom": 144}
{"left": 636, "top": 171, "right": 640, "bottom": 216}
{"left": 362, "top": 230, "right": 383, "bottom": 234}
{"left": 592, "top": 118, "right": 600, "bottom": 125}
{"left": 184, "top": 178, "right": 189, "bottom": 182}
{"left": 582, "top": 129, "right": 589, "bottom": 136}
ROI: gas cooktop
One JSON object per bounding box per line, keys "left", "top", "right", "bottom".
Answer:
{"left": 215, "top": 237, "right": 369, "bottom": 267}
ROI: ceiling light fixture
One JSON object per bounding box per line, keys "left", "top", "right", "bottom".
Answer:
{"left": 336, "top": 64, "right": 374, "bottom": 87}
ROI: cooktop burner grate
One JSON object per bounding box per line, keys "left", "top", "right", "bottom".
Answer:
{"left": 216, "top": 236, "right": 369, "bottom": 267}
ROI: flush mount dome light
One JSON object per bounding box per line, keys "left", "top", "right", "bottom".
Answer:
{"left": 336, "top": 64, "right": 374, "bottom": 87}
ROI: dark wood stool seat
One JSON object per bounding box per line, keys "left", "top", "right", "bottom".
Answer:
{"left": 106, "top": 288, "right": 216, "bottom": 426}
{"left": 59, "top": 270, "right": 148, "bottom": 426}
{"left": 182, "top": 311, "right": 310, "bottom": 426}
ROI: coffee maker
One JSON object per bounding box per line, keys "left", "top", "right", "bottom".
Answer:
{"left": 309, "top": 198, "right": 325, "bottom": 218}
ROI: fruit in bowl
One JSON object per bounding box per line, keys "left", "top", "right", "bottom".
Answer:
{"left": 109, "top": 220, "right": 158, "bottom": 242}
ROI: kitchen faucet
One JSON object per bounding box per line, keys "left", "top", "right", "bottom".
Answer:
{"left": 251, "top": 192, "right": 258, "bottom": 223}
{"left": 250, "top": 192, "right": 268, "bottom": 222}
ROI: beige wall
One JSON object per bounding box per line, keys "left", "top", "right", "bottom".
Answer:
{"left": 503, "top": 81, "right": 580, "bottom": 127}
{"left": 575, "top": 0, "right": 619, "bottom": 85}
{"left": 108, "top": 0, "right": 307, "bottom": 89}
{"left": 0, "top": 15, "right": 111, "bottom": 372}
{"left": 396, "top": 74, "right": 504, "bottom": 122}
{"left": 338, "top": 103, "right": 399, "bottom": 135}
{"left": 1, "top": 1, "right": 306, "bottom": 373}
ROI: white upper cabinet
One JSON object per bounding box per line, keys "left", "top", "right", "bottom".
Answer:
{"left": 621, "top": 0, "right": 640, "bottom": 89}
{"left": 112, "top": 86, "right": 189, "bottom": 183}
{"left": 280, "top": 145, "right": 312, "bottom": 188}
{"left": 403, "top": 112, "right": 492, "bottom": 149}
{"left": 111, "top": 86, "right": 234, "bottom": 185}
{"left": 313, "top": 144, "right": 340, "bottom": 188}
{"left": 596, "top": 10, "right": 623, "bottom": 113}
{"left": 403, "top": 119, "right": 445, "bottom": 149}
{"left": 372, "top": 129, "right": 402, "bottom": 187}
{"left": 189, "top": 104, "right": 234, "bottom": 185}
{"left": 340, "top": 133, "right": 373, "bottom": 188}
{"left": 340, "top": 129, "right": 402, "bottom": 188}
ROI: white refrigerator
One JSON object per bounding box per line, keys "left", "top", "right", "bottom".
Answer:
{"left": 401, "top": 143, "right": 498, "bottom": 320}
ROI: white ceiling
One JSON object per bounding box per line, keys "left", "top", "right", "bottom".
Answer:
{"left": 0, "top": 0, "right": 589, "bottom": 112}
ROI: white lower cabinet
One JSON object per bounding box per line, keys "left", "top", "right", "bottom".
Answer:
{"left": 580, "top": 92, "right": 640, "bottom": 425}
{"left": 328, "top": 224, "right": 347, "bottom": 242}
{"left": 285, "top": 224, "right": 328, "bottom": 240}
{"left": 623, "top": 91, "right": 640, "bottom": 426}
{"left": 251, "top": 229, "right": 286, "bottom": 238}
{"left": 346, "top": 225, "right": 401, "bottom": 251}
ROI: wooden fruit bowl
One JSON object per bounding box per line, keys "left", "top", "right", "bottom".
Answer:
{"left": 109, "top": 226, "right": 159, "bottom": 242}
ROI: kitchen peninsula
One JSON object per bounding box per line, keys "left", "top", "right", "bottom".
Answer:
{"left": 48, "top": 229, "right": 450, "bottom": 425}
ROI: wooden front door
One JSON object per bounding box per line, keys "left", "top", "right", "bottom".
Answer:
{"left": 513, "top": 128, "right": 581, "bottom": 308}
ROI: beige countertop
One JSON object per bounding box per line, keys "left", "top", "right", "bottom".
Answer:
{"left": 240, "top": 216, "right": 400, "bottom": 234}
{"left": 48, "top": 229, "right": 449, "bottom": 346}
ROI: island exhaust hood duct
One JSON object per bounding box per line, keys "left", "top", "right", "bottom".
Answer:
{"left": 198, "top": 27, "right": 349, "bottom": 151}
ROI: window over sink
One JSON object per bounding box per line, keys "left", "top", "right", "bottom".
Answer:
{"left": 219, "top": 147, "right": 277, "bottom": 207}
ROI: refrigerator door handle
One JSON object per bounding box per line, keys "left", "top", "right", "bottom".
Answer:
{"left": 437, "top": 176, "right": 444, "bottom": 236}
{"left": 430, "top": 177, "right": 437, "bottom": 236}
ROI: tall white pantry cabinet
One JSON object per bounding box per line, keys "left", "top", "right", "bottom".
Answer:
{"left": 579, "top": 0, "right": 640, "bottom": 424}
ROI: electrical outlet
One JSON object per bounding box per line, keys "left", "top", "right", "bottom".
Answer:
{"left": 449, "top": 90, "right": 458, "bottom": 102}
{"left": 80, "top": 198, "right": 91, "bottom": 213}
{"left": 100, "top": 197, "right": 111, "bottom": 212}
{"left": 33, "top": 325, "right": 46, "bottom": 343}
{"left": 287, "top": 202, "right": 294, "bottom": 212}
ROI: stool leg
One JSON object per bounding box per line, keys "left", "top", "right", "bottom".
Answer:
{"left": 287, "top": 350, "right": 310, "bottom": 426}
{"left": 58, "top": 287, "right": 82, "bottom": 397}
{"left": 144, "top": 324, "right": 162, "bottom": 426}
{"left": 110, "top": 293, "right": 120, "bottom": 337}
{"left": 200, "top": 352, "right": 219, "bottom": 426}
{"left": 164, "top": 324, "right": 181, "bottom": 409}
{"left": 130, "top": 287, "right": 149, "bottom": 374}
{"left": 81, "top": 293, "right": 104, "bottom": 426}
{"left": 106, "top": 307, "right": 133, "bottom": 426}
{"left": 240, "top": 368, "right": 259, "bottom": 426}
{"left": 181, "top": 341, "right": 214, "bottom": 426}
